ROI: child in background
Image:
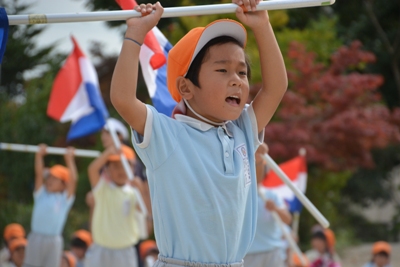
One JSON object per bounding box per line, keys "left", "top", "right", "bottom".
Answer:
{"left": 362, "top": 241, "right": 392, "bottom": 267}
{"left": 139, "top": 240, "right": 159, "bottom": 267}
{"left": 244, "top": 143, "right": 292, "bottom": 267}
{"left": 309, "top": 229, "right": 341, "bottom": 267}
{"left": 1, "top": 224, "right": 25, "bottom": 267}
{"left": 110, "top": 0, "right": 287, "bottom": 265}
{"left": 3, "top": 238, "right": 27, "bottom": 267}
{"left": 23, "top": 144, "right": 77, "bottom": 267}
{"left": 61, "top": 251, "right": 76, "bottom": 267}
{"left": 84, "top": 145, "right": 140, "bottom": 267}
{"left": 69, "top": 230, "right": 92, "bottom": 267}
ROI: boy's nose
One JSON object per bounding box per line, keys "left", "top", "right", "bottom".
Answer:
{"left": 229, "top": 74, "right": 242, "bottom": 87}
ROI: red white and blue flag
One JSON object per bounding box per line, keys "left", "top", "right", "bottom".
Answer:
{"left": 47, "top": 36, "right": 109, "bottom": 141}
{"left": 263, "top": 156, "right": 307, "bottom": 213}
{"left": 116, "top": 0, "right": 177, "bottom": 116}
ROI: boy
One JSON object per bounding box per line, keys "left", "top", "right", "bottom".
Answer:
{"left": 1, "top": 224, "right": 25, "bottom": 266}
{"left": 362, "top": 241, "right": 392, "bottom": 267}
{"left": 4, "top": 238, "right": 27, "bottom": 267}
{"left": 111, "top": 0, "right": 287, "bottom": 265}
{"left": 23, "top": 144, "right": 77, "bottom": 267}
{"left": 69, "top": 230, "right": 92, "bottom": 267}
{"left": 84, "top": 145, "right": 140, "bottom": 267}
{"left": 244, "top": 143, "right": 292, "bottom": 267}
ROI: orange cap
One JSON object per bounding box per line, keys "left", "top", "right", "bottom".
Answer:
{"left": 292, "top": 253, "right": 309, "bottom": 267}
{"left": 49, "top": 164, "right": 70, "bottom": 183}
{"left": 324, "top": 229, "right": 336, "bottom": 250}
{"left": 3, "top": 223, "right": 25, "bottom": 243}
{"left": 139, "top": 240, "right": 158, "bottom": 260}
{"left": 107, "top": 145, "right": 135, "bottom": 162}
{"left": 167, "top": 19, "right": 247, "bottom": 102}
{"left": 372, "top": 241, "right": 391, "bottom": 255}
{"left": 73, "top": 230, "right": 92, "bottom": 247}
{"left": 8, "top": 238, "right": 27, "bottom": 254}
{"left": 63, "top": 251, "right": 76, "bottom": 267}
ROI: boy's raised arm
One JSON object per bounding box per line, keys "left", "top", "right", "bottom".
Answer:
{"left": 65, "top": 147, "right": 78, "bottom": 198}
{"left": 110, "top": 2, "right": 164, "bottom": 136}
{"left": 87, "top": 147, "right": 115, "bottom": 188}
{"left": 34, "top": 144, "right": 47, "bottom": 192}
{"left": 234, "top": 1, "right": 288, "bottom": 133}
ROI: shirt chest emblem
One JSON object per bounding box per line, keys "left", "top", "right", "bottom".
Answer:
{"left": 235, "top": 144, "right": 251, "bottom": 187}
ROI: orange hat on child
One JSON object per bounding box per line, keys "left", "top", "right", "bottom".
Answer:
{"left": 139, "top": 240, "right": 158, "bottom": 260}
{"left": 372, "top": 241, "right": 391, "bottom": 255}
{"left": 292, "top": 253, "right": 310, "bottom": 267}
{"left": 107, "top": 145, "right": 135, "bottom": 162}
{"left": 73, "top": 230, "right": 92, "bottom": 247}
{"left": 167, "top": 19, "right": 247, "bottom": 103}
{"left": 324, "top": 229, "right": 336, "bottom": 250}
{"left": 63, "top": 251, "right": 76, "bottom": 267}
{"left": 8, "top": 238, "right": 27, "bottom": 254}
{"left": 3, "top": 223, "right": 25, "bottom": 243}
{"left": 49, "top": 165, "right": 70, "bottom": 183}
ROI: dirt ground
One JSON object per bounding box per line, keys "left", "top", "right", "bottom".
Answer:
{"left": 340, "top": 243, "right": 399, "bottom": 267}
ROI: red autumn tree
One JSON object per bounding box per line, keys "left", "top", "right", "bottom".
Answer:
{"left": 255, "top": 41, "right": 400, "bottom": 171}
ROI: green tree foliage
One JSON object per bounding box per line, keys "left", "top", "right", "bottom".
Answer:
{"left": 0, "top": 0, "right": 55, "bottom": 98}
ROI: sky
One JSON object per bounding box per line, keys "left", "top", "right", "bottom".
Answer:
{"left": 18, "top": 0, "right": 123, "bottom": 60}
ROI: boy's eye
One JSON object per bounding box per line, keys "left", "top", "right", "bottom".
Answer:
{"left": 216, "top": 69, "right": 227, "bottom": 73}
{"left": 239, "top": 71, "right": 247, "bottom": 76}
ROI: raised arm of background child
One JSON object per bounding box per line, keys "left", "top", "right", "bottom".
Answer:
{"left": 110, "top": 2, "right": 164, "bottom": 136}
{"left": 234, "top": 0, "right": 288, "bottom": 133}
{"left": 87, "top": 146, "right": 117, "bottom": 188}
{"left": 34, "top": 144, "right": 47, "bottom": 192}
{"left": 266, "top": 200, "right": 292, "bottom": 225}
{"left": 64, "top": 147, "right": 78, "bottom": 198}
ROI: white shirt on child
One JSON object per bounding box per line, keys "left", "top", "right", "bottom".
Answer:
{"left": 91, "top": 178, "right": 139, "bottom": 249}
{"left": 31, "top": 186, "right": 74, "bottom": 236}
{"left": 246, "top": 189, "right": 286, "bottom": 254}
{"left": 131, "top": 104, "right": 263, "bottom": 264}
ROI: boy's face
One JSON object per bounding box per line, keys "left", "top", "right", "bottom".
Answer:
{"left": 11, "top": 246, "right": 25, "bottom": 267}
{"left": 188, "top": 42, "right": 249, "bottom": 122}
{"left": 107, "top": 161, "right": 128, "bottom": 186}
{"left": 374, "top": 254, "right": 389, "bottom": 267}
{"left": 311, "top": 237, "right": 327, "bottom": 253}
{"left": 45, "top": 175, "right": 66, "bottom": 192}
{"left": 71, "top": 247, "right": 86, "bottom": 259}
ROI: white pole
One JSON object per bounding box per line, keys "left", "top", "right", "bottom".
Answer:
{"left": 258, "top": 187, "right": 307, "bottom": 266}
{"left": 0, "top": 142, "right": 100, "bottom": 158}
{"left": 262, "top": 154, "right": 329, "bottom": 228}
{"left": 106, "top": 120, "right": 134, "bottom": 181}
{"left": 8, "top": 0, "right": 336, "bottom": 25}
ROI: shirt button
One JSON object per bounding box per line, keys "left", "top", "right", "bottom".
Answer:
{"left": 225, "top": 152, "right": 229, "bottom": 157}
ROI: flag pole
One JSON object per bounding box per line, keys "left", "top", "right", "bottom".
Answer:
{"left": 292, "top": 148, "right": 307, "bottom": 237}
{"left": 262, "top": 154, "right": 329, "bottom": 228}
{"left": 106, "top": 120, "right": 134, "bottom": 181}
{"left": 258, "top": 187, "right": 307, "bottom": 266}
{"left": 0, "top": 142, "right": 101, "bottom": 158}
{"left": 8, "top": 0, "right": 335, "bottom": 25}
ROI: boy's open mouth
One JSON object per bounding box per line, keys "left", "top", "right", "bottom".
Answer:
{"left": 226, "top": 95, "right": 240, "bottom": 105}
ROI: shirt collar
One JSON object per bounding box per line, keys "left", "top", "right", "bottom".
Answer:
{"left": 174, "top": 114, "right": 233, "bottom": 137}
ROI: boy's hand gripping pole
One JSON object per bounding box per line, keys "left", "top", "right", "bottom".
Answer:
{"left": 262, "top": 154, "right": 329, "bottom": 228}
{"left": 107, "top": 120, "right": 134, "bottom": 181}
{"left": 258, "top": 187, "right": 307, "bottom": 266}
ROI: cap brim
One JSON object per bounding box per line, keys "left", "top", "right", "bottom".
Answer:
{"left": 189, "top": 20, "right": 247, "bottom": 70}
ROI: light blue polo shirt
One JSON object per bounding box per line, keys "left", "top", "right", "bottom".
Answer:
{"left": 31, "top": 186, "right": 75, "bottom": 236}
{"left": 132, "top": 104, "right": 263, "bottom": 264}
{"left": 247, "top": 189, "right": 286, "bottom": 254}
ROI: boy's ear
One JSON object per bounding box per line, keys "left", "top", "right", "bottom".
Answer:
{"left": 176, "top": 77, "right": 194, "bottom": 100}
